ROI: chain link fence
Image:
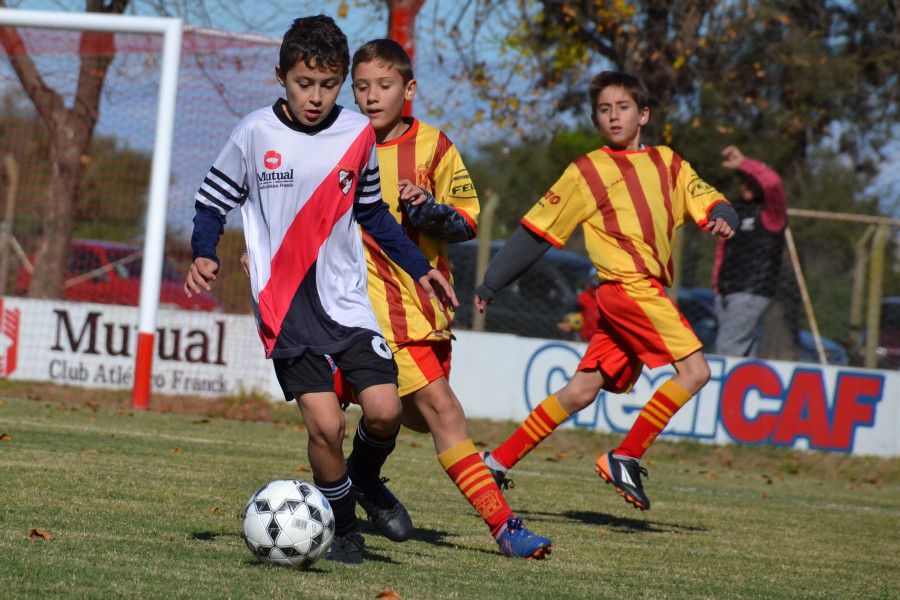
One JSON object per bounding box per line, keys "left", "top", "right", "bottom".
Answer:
{"left": 1, "top": 23, "right": 896, "bottom": 390}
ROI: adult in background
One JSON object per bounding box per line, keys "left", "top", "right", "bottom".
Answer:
{"left": 713, "top": 145, "right": 787, "bottom": 357}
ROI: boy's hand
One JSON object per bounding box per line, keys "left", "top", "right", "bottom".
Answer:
{"left": 474, "top": 294, "right": 490, "bottom": 314}
{"left": 398, "top": 179, "right": 428, "bottom": 206}
{"left": 704, "top": 217, "right": 735, "bottom": 239}
{"left": 418, "top": 268, "right": 459, "bottom": 311}
{"left": 184, "top": 257, "right": 218, "bottom": 298}
{"left": 721, "top": 145, "right": 745, "bottom": 170}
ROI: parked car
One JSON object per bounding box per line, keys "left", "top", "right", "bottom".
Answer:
{"left": 676, "top": 287, "right": 848, "bottom": 365}
{"left": 15, "top": 239, "right": 220, "bottom": 311}
{"left": 447, "top": 240, "right": 594, "bottom": 340}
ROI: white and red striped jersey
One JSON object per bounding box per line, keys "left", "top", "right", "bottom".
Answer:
{"left": 191, "top": 100, "right": 430, "bottom": 359}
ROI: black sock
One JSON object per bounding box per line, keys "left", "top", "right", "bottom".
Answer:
{"left": 315, "top": 472, "right": 357, "bottom": 536}
{"left": 347, "top": 419, "right": 399, "bottom": 486}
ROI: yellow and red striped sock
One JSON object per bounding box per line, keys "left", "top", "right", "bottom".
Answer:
{"left": 615, "top": 380, "right": 692, "bottom": 459}
{"left": 438, "top": 439, "right": 512, "bottom": 538}
{"left": 491, "top": 394, "right": 570, "bottom": 470}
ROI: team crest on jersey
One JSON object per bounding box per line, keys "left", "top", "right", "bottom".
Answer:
{"left": 338, "top": 169, "right": 355, "bottom": 194}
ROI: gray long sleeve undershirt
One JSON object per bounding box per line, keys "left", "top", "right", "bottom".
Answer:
{"left": 475, "top": 226, "right": 552, "bottom": 302}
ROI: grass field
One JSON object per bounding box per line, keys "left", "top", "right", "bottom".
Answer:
{"left": 1, "top": 383, "right": 898, "bottom": 599}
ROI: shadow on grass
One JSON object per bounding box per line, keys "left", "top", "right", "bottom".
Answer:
{"left": 243, "top": 558, "right": 327, "bottom": 573}
{"left": 360, "top": 522, "right": 496, "bottom": 556}
{"left": 190, "top": 530, "right": 243, "bottom": 541}
{"left": 517, "top": 510, "right": 707, "bottom": 534}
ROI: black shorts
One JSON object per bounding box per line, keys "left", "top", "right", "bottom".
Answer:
{"left": 273, "top": 334, "right": 398, "bottom": 401}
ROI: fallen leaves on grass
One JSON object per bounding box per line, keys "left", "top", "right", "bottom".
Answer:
{"left": 295, "top": 466, "right": 310, "bottom": 472}
{"left": 209, "top": 507, "right": 220, "bottom": 514}
{"left": 762, "top": 475, "right": 773, "bottom": 485}
{"left": 82, "top": 448, "right": 99, "bottom": 454}
{"left": 29, "top": 528, "right": 53, "bottom": 541}
{"left": 172, "top": 447, "right": 182, "bottom": 454}
{"left": 408, "top": 441, "right": 421, "bottom": 448}
{"left": 762, "top": 492, "right": 772, "bottom": 500}
{"left": 376, "top": 590, "right": 402, "bottom": 600}
{"left": 546, "top": 451, "right": 579, "bottom": 462}
{"left": 193, "top": 418, "right": 211, "bottom": 425}
{"left": 597, "top": 530, "right": 607, "bottom": 540}
{"left": 0, "top": 433, "right": 11, "bottom": 442}
{"left": 707, "top": 472, "right": 718, "bottom": 479}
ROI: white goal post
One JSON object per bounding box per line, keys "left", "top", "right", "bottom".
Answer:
{"left": 0, "top": 8, "right": 183, "bottom": 410}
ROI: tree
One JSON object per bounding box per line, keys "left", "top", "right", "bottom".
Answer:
{"left": 0, "top": 94, "right": 151, "bottom": 245}
{"left": 443, "top": 1, "right": 898, "bottom": 173}
{"left": 0, "top": 0, "right": 130, "bottom": 298}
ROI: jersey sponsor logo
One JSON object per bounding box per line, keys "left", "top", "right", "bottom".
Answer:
{"left": 449, "top": 169, "right": 477, "bottom": 199}
{"left": 542, "top": 191, "right": 562, "bottom": 205}
{"left": 740, "top": 217, "right": 756, "bottom": 231}
{"left": 371, "top": 336, "right": 393, "bottom": 360}
{"left": 264, "top": 150, "right": 282, "bottom": 170}
{"left": 257, "top": 168, "right": 294, "bottom": 190}
{"left": 338, "top": 169, "right": 355, "bottom": 194}
{"left": 688, "top": 175, "right": 714, "bottom": 198}
{"left": 0, "top": 299, "right": 20, "bottom": 378}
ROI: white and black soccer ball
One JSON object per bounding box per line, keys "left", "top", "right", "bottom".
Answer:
{"left": 242, "top": 479, "right": 335, "bottom": 569}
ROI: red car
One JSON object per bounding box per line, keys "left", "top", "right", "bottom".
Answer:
{"left": 15, "top": 239, "right": 220, "bottom": 311}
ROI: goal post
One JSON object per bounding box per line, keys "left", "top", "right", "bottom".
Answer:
{"left": 0, "top": 8, "right": 183, "bottom": 410}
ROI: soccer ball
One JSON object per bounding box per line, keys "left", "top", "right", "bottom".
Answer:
{"left": 242, "top": 479, "right": 335, "bottom": 568}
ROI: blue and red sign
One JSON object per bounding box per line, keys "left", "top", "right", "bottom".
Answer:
{"left": 523, "top": 344, "right": 889, "bottom": 454}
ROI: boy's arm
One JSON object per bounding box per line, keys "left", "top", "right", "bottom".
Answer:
{"left": 739, "top": 157, "right": 787, "bottom": 233}
{"left": 354, "top": 144, "right": 458, "bottom": 307}
{"left": 475, "top": 226, "right": 552, "bottom": 303}
{"left": 676, "top": 157, "right": 738, "bottom": 234}
{"left": 403, "top": 187, "right": 476, "bottom": 243}
{"left": 403, "top": 141, "right": 479, "bottom": 243}
{"left": 185, "top": 137, "right": 248, "bottom": 297}
{"left": 475, "top": 162, "right": 590, "bottom": 309}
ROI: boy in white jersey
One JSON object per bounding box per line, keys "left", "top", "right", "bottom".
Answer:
{"left": 184, "top": 15, "right": 456, "bottom": 565}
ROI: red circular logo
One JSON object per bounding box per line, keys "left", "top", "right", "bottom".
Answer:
{"left": 264, "top": 150, "right": 281, "bottom": 170}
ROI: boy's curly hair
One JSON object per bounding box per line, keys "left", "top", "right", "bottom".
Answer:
{"left": 280, "top": 15, "right": 349, "bottom": 76}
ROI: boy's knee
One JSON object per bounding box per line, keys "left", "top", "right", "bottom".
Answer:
{"left": 681, "top": 359, "right": 711, "bottom": 392}
{"left": 308, "top": 416, "right": 345, "bottom": 449}
{"left": 559, "top": 380, "right": 598, "bottom": 412}
{"left": 362, "top": 399, "right": 402, "bottom": 437}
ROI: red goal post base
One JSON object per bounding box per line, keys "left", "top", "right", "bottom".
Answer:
{"left": 131, "top": 331, "right": 155, "bottom": 410}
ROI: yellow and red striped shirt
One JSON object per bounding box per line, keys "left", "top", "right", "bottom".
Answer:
{"left": 522, "top": 145, "right": 728, "bottom": 286}
{"left": 362, "top": 119, "right": 479, "bottom": 346}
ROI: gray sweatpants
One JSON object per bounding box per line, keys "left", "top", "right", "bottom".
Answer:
{"left": 715, "top": 292, "right": 772, "bottom": 357}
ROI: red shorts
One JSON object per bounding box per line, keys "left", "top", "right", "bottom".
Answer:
{"left": 334, "top": 340, "right": 452, "bottom": 403}
{"left": 578, "top": 278, "right": 702, "bottom": 393}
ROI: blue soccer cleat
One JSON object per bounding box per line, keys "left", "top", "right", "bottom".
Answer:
{"left": 496, "top": 516, "right": 552, "bottom": 559}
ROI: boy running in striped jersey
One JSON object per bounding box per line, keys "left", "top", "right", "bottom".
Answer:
{"left": 476, "top": 71, "right": 738, "bottom": 511}
{"left": 350, "top": 39, "right": 550, "bottom": 559}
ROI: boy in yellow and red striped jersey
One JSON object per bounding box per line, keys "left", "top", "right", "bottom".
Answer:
{"left": 475, "top": 71, "right": 738, "bottom": 511}
{"left": 349, "top": 39, "right": 551, "bottom": 559}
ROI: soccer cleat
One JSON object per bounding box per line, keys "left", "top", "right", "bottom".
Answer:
{"left": 595, "top": 451, "right": 651, "bottom": 510}
{"left": 496, "top": 516, "right": 552, "bottom": 559}
{"left": 325, "top": 530, "right": 365, "bottom": 565}
{"left": 482, "top": 451, "right": 514, "bottom": 490}
{"left": 352, "top": 477, "right": 413, "bottom": 542}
